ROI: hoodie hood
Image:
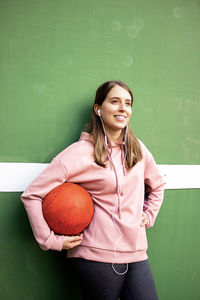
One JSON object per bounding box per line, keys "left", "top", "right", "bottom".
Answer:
{"left": 79, "top": 131, "right": 126, "bottom": 149}
{"left": 79, "top": 132, "right": 93, "bottom": 143}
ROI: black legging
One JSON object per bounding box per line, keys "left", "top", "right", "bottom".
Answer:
{"left": 70, "top": 258, "right": 158, "bottom": 300}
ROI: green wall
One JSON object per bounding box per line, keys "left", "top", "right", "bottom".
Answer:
{"left": 0, "top": 0, "right": 199, "bottom": 299}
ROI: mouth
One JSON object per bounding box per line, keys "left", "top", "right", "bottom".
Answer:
{"left": 114, "top": 115, "right": 126, "bottom": 120}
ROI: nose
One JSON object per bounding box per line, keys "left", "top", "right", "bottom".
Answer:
{"left": 119, "top": 101, "right": 126, "bottom": 111}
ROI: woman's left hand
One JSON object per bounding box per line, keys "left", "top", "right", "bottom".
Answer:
{"left": 140, "top": 212, "right": 148, "bottom": 227}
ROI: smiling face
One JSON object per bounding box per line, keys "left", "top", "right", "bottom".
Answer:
{"left": 94, "top": 84, "right": 132, "bottom": 140}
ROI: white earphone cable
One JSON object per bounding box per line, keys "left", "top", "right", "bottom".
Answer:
{"left": 98, "top": 111, "right": 129, "bottom": 275}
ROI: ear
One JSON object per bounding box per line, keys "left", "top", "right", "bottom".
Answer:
{"left": 94, "top": 104, "right": 100, "bottom": 116}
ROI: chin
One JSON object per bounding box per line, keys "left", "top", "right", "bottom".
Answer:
{"left": 114, "top": 125, "right": 126, "bottom": 131}
{"left": 116, "top": 123, "right": 127, "bottom": 129}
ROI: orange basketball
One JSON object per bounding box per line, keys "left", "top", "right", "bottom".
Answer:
{"left": 42, "top": 182, "right": 94, "bottom": 235}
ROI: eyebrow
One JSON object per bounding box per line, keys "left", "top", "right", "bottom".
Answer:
{"left": 108, "top": 97, "right": 132, "bottom": 102}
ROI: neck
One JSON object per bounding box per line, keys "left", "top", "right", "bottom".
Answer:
{"left": 106, "top": 129, "right": 123, "bottom": 142}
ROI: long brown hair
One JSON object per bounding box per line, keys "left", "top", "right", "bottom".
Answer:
{"left": 86, "top": 80, "right": 143, "bottom": 169}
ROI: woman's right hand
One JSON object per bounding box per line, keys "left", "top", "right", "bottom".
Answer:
{"left": 62, "top": 233, "right": 83, "bottom": 250}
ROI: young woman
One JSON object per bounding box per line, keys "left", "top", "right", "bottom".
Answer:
{"left": 21, "top": 80, "right": 165, "bottom": 300}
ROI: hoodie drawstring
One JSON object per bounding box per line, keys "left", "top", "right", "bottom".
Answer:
{"left": 98, "top": 113, "right": 128, "bottom": 275}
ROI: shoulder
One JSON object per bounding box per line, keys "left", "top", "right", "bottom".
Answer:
{"left": 138, "top": 139, "right": 152, "bottom": 155}
{"left": 137, "top": 139, "right": 154, "bottom": 165}
{"left": 55, "top": 132, "right": 94, "bottom": 164}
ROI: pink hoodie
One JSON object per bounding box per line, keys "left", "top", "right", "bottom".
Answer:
{"left": 21, "top": 132, "right": 165, "bottom": 263}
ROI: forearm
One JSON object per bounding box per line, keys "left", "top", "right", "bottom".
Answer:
{"left": 23, "top": 198, "right": 64, "bottom": 251}
{"left": 143, "top": 183, "right": 164, "bottom": 228}
{"left": 21, "top": 157, "right": 68, "bottom": 250}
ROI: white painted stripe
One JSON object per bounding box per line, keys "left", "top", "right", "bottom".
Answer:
{"left": 0, "top": 162, "right": 200, "bottom": 192}
{"left": 0, "top": 163, "right": 48, "bottom": 192}
{"left": 158, "top": 165, "right": 200, "bottom": 190}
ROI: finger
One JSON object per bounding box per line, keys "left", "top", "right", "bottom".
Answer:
{"left": 76, "top": 233, "right": 83, "bottom": 238}
{"left": 140, "top": 222, "right": 147, "bottom": 227}
{"left": 69, "top": 240, "right": 82, "bottom": 248}
{"left": 62, "top": 238, "right": 82, "bottom": 250}
{"left": 140, "top": 217, "right": 148, "bottom": 227}
{"left": 67, "top": 235, "right": 83, "bottom": 242}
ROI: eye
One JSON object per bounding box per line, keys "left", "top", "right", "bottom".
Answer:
{"left": 126, "top": 101, "right": 132, "bottom": 106}
{"left": 111, "top": 99, "right": 119, "bottom": 104}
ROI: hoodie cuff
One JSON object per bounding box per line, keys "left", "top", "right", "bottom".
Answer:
{"left": 38, "top": 232, "right": 64, "bottom": 251}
